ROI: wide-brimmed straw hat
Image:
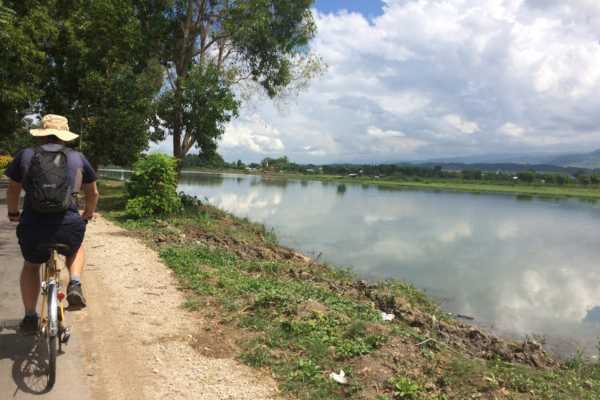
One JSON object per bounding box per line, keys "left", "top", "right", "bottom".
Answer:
{"left": 30, "top": 114, "right": 79, "bottom": 142}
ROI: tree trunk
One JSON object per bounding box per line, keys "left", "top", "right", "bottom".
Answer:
{"left": 173, "top": 127, "right": 182, "bottom": 160}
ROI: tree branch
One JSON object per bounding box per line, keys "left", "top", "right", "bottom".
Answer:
{"left": 182, "top": 132, "right": 196, "bottom": 155}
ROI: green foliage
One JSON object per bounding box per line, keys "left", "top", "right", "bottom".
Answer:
{"left": 42, "top": 0, "right": 163, "bottom": 167}
{"left": 240, "top": 343, "right": 272, "bottom": 368}
{"left": 1, "top": 1, "right": 163, "bottom": 166}
{"left": 155, "top": 64, "right": 239, "bottom": 158}
{"left": 0, "top": 154, "right": 12, "bottom": 170}
{"left": 158, "top": 244, "right": 384, "bottom": 399}
{"left": 0, "top": 1, "right": 53, "bottom": 141}
{"left": 181, "top": 152, "right": 226, "bottom": 169}
{"left": 224, "top": 0, "right": 316, "bottom": 96}
{"left": 125, "top": 154, "right": 182, "bottom": 218}
{"left": 157, "top": 0, "right": 318, "bottom": 159}
{"left": 389, "top": 376, "right": 422, "bottom": 400}
{"left": 0, "top": 1, "right": 14, "bottom": 27}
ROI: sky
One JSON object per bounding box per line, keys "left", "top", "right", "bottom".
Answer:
{"left": 158, "top": 0, "right": 600, "bottom": 164}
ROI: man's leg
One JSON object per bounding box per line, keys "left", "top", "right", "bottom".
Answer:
{"left": 19, "top": 261, "right": 41, "bottom": 333}
{"left": 20, "top": 261, "right": 41, "bottom": 315}
{"left": 66, "top": 246, "right": 86, "bottom": 307}
{"left": 66, "top": 245, "right": 85, "bottom": 282}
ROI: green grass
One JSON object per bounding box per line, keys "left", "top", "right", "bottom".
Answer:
{"left": 159, "top": 244, "right": 388, "bottom": 399}
{"left": 268, "top": 173, "right": 600, "bottom": 200}
{"left": 98, "top": 180, "right": 600, "bottom": 399}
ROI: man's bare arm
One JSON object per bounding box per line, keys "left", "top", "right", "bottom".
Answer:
{"left": 7, "top": 179, "right": 22, "bottom": 221}
{"left": 81, "top": 182, "right": 100, "bottom": 220}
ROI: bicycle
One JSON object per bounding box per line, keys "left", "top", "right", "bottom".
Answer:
{"left": 37, "top": 243, "right": 72, "bottom": 391}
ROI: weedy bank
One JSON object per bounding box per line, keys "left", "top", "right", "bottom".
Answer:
{"left": 98, "top": 179, "right": 600, "bottom": 399}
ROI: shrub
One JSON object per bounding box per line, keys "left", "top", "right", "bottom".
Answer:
{"left": 125, "top": 153, "right": 181, "bottom": 218}
{"left": 0, "top": 154, "right": 13, "bottom": 171}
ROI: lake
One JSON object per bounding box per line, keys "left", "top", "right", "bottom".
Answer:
{"left": 101, "top": 170, "right": 600, "bottom": 357}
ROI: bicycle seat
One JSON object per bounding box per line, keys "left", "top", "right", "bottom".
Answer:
{"left": 36, "top": 243, "right": 72, "bottom": 254}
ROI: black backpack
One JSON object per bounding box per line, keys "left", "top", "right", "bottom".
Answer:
{"left": 24, "top": 146, "right": 74, "bottom": 214}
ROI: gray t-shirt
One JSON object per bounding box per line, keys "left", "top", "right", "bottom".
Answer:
{"left": 5, "top": 144, "right": 97, "bottom": 225}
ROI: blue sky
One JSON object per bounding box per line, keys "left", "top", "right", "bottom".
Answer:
{"left": 314, "top": 0, "right": 384, "bottom": 18}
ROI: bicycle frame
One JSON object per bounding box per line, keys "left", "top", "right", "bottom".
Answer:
{"left": 37, "top": 248, "right": 69, "bottom": 391}
{"left": 39, "top": 249, "right": 63, "bottom": 337}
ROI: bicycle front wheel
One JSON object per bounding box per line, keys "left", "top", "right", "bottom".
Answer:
{"left": 46, "top": 335, "right": 57, "bottom": 390}
{"left": 46, "top": 282, "right": 59, "bottom": 390}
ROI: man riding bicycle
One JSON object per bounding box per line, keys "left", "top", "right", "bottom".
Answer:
{"left": 4, "top": 114, "right": 99, "bottom": 334}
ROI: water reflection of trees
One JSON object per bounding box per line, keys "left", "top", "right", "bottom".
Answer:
{"left": 336, "top": 184, "right": 347, "bottom": 195}
{"left": 376, "top": 185, "right": 402, "bottom": 193}
{"left": 179, "top": 174, "right": 224, "bottom": 187}
{"left": 515, "top": 194, "right": 533, "bottom": 201}
{"left": 260, "top": 178, "right": 289, "bottom": 188}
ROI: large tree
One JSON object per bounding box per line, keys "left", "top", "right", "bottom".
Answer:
{"left": 41, "top": 0, "right": 164, "bottom": 168}
{"left": 154, "top": 0, "right": 319, "bottom": 161}
{"left": 0, "top": 1, "right": 54, "bottom": 148}
{"left": 1, "top": 1, "right": 165, "bottom": 167}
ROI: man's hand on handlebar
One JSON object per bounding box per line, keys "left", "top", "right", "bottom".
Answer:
{"left": 81, "top": 210, "right": 95, "bottom": 221}
{"left": 8, "top": 211, "right": 20, "bottom": 223}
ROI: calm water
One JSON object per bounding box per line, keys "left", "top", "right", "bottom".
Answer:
{"left": 102, "top": 170, "right": 600, "bottom": 356}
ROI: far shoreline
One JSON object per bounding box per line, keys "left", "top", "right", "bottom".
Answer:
{"left": 100, "top": 167, "right": 600, "bottom": 200}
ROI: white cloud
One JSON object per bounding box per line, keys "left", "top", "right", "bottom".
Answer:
{"left": 443, "top": 114, "right": 480, "bottom": 135}
{"left": 220, "top": 114, "right": 284, "bottom": 155}
{"left": 372, "top": 92, "right": 431, "bottom": 115}
{"left": 499, "top": 122, "right": 525, "bottom": 138}
{"left": 367, "top": 127, "right": 405, "bottom": 138}
{"left": 215, "top": 0, "right": 600, "bottom": 163}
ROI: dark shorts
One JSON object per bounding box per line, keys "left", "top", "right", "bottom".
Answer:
{"left": 16, "top": 220, "right": 87, "bottom": 264}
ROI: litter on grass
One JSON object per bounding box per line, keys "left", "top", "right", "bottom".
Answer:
{"left": 329, "top": 370, "right": 348, "bottom": 384}
{"left": 381, "top": 312, "right": 395, "bottom": 322}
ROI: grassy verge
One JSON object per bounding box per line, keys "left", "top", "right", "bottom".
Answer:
{"left": 98, "top": 179, "right": 600, "bottom": 399}
{"left": 183, "top": 169, "right": 600, "bottom": 200}
{"left": 303, "top": 175, "right": 600, "bottom": 200}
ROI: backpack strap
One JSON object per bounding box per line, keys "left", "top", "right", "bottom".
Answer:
{"left": 35, "top": 144, "right": 73, "bottom": 154}
{"left": 59, "top": 145, "right": 73, "bottom": 154}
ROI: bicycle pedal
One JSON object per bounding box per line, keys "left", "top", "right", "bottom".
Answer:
{"left": 61, "top": 328, "right": 71, "bottom": 344}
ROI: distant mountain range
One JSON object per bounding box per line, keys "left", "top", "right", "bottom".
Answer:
{"left": 544, "top": 150, "right": 600, "bottom": 169}
{"left": 416, "top": 149, "right": 600, "bottom": 172}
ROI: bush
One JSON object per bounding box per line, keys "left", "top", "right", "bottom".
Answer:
{"left": 125, "top": 153, "right": 182, "bottom": 218}
{"left": 0, "top": 154, "right": 13, "bottom": 171}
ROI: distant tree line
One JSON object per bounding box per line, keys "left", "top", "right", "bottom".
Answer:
{"left": 181, "top": 151, "right": 600, "bottom": 186}
{"left": 320, "top": 164, "right": 600, "bottom": 185}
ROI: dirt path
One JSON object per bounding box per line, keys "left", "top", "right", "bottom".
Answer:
{"left": 1, "top": 207, "right": 281, "bottom": 399}
{"left": 1, "top": 204, "right": 93, "bottom": 400}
